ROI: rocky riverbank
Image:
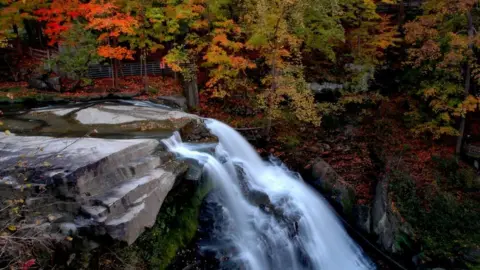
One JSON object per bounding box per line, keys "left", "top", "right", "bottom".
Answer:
{"left": 0, "top": 102, "right": 216, "bottom": 269}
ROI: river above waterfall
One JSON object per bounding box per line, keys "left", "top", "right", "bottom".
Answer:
{"left": 164, "top": 119, "right": 376, "bottom": 270}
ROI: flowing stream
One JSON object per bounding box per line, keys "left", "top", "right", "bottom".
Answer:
{"left": 163, "top": 119, "right": 376, "bottom": 270}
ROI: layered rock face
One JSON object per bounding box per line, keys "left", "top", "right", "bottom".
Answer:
{"left": 0, "top": 102, "right": 215, "bottom": 245}
{"left": 310, "top": 158, "right": 412, "bottom": 255}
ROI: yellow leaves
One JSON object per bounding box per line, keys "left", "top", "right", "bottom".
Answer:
{"left": 164, "top": 47, "right": 190, "bottom": 73}
{"left": 7, "top": 225, "right": 16, "bottom": 232}
{"left": 150, "top": 43, "right": 164, "bottom": 53}
{"left": 263, "top": 65, "right": 322, "bottom": 126}
{"left": 423, "top": 87, "right": 437, "bottom": 99}
{"left": 4, "top": 130, "right": 11, "bottom": 136}
{"left": 363, "top": 0, "right": 377, "bottom": 11}
{"left": 11, "top": 207, "right": 20, "bottom": 216}
{"left": 412, "top": 122, "right": 459, "bottom": 139}
{"left": 340, "top": 94, "right": 367, "bottom": 104}
{"left": 454, "top": 95, "right": 480, "bottom": 117}
{"left": 439, "top": 112, "right": 451, "bottom": 122}
{"left": 191, "top": 19, "right": 208, "bottom": 30}
{"left": 212, "top": 34, "right": 230, "bottom": 47}
{"left": 6, "top": 199, "right": 24, "bottom": 205}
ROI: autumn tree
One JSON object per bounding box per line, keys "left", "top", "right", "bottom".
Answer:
{"left": 0, "top": 0, "right": 44, "bottom": 52}
{"left": 404, "top": 0, "right": 479, "bottom": 154}
{"left": 81, "top": 1, "right": 137, "bottom": 89}
{"left": 197, "top": 0, "right": 257, "bottom": 99}
{"left": 36, "top": 0, "right": 138, "bottom": 89}
{"left": 49, "top": 23, "right": 104, "bottom": 90}
{"left": 342, "top": 0, "right": 399, "bottom": 85}
{"left": 244, "top": 0, "right": 344, "bottom": 132}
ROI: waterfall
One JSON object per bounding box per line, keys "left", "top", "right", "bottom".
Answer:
{"left": 163, "top": 119, "right": 375, "bottom": 270}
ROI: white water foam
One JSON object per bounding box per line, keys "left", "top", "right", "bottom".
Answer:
{"left": 163, "top": 119, "right": 375, "bottom": 270}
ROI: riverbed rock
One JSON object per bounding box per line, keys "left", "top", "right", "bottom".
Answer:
{"left": 180, "top": 119, "right": 218, "bottom": 143}
{"left": 2, "top": 101, "right": 201, "bottom": 138}
{"left": 28, "top": 76, "right": 48, "bottom": 90}
{"left": 46, "top": 77, "right": 61, "bottom": 92}
{"left": 310, "top": 158, "right": 356, "bottom": 215}
{"left": 155, "top": 96, "right": 188, "bottom": 111}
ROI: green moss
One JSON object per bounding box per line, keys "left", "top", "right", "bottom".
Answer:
{"left": 0, "top": 87, "right": 23, "bottom": 92}
{"left": 432, "top": 156, "right": 480, "bottom": 190}
{"left": 277, "top": 135, "right": 301, "bottom": 149}
{"left": 340, "top": 187, "right": 355, "bottom": 216}
{"left": 148, "top": 86, "right": 159, "bottom": 95}
{"left": 390, "top": 169, "right": 480, "bottom": 261}
{"left": 133, "top": 180, "right": 212, "bottom": 270}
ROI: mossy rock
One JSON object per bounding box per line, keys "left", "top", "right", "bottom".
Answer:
{"left": 132, "top": 179, "right": 212, "bottom": 270}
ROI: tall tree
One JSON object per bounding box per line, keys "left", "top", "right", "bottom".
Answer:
{"left": 37, "top": 0, "right": 138, "bottom": 89}
{"left": 404, "top": 0, "right": 479, "bottom": 154}
{"left": 81, "top": 1, "right": 137, "bottom": 89}
{"left": 161, "top": 0, "right": 207, "bottom": 107}
{"left": 244, "top": 0, "right": 343, "bottom": 132}
{"left": 0, "top": 0, "right": 43, "bottom": 52}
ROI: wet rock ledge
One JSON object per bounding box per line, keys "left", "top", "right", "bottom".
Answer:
{"left": 0, "top": 103, "right": 216, "bottom": 251}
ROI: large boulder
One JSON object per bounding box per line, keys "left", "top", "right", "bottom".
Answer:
{"left": 180, "top": 119, "right": 218, "bottom": 143}
{"left": 311, "top": 158, "right": 356, "bottom": 216}
{"left": 0, "top": 101, "right": 217, "bottom": 246}
{"left": 371, "top": 176, "right": 413, "bottom": 254}
{"left": 0, "top": 133, "right": 189, "bottom": 245}
{"left": 310, "top": 158, "right": 413, "bottom": 253}
{"left": 28, "top": 74, "right": 61, "bottom": 92}
{"left": 28, "top": 76, "right": 48, "bottom": 90}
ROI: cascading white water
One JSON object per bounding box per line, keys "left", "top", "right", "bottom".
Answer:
{"left": 163, "top": 119, "right": 376, "bottom": 270}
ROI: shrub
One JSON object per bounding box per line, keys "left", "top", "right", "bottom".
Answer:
{"left": 390, "top": 169, "right": 480, "bottom": 261}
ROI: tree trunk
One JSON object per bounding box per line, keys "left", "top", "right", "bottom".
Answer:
{"left": 24, "top": 20, "right": 35, "bottom": 46}
{"left": 265, "top": 10, "right": 285, "bottom": 137}
{"left": 114, "top": 59, "right": 120, "bottom": 89}
{"left": 398, "top": 0, "right": 405, "bottom": 30}
{"left": 456, "top": 11, "right": 474, "bottom": 155}
{"left": 12, "top": 24, "right": 22, "bottom": 56}
{"left": 183, "top": 64, "right": 199, "bottom": 108}
{"left": 143, "top": 49, "right": 148, "bottom": 93}
{"left": 265, "top": 42, "right": 278, "bottom": 137}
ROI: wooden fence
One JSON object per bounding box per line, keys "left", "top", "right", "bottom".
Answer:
{"left": 27, "top": 47, "right": 174, "bottom": 79}
{"left": 87, "top": 62, "right": 174, "bottom": 79}
{"left": 29, "top": 47, "right": 57, "bottom": 61}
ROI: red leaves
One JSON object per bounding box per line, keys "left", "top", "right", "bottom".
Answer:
{"left": 34, "top": 0, "right": 138, "bottom": 47}
{"left": 22, "top": 259, "right": 35, "bottom": 270}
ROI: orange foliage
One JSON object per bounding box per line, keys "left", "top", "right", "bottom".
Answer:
{"left": 35, "top": 0, "right": 138, "bottom": 56}
{"left": 97, "top": 45, "right": 134, "bottom": 60}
